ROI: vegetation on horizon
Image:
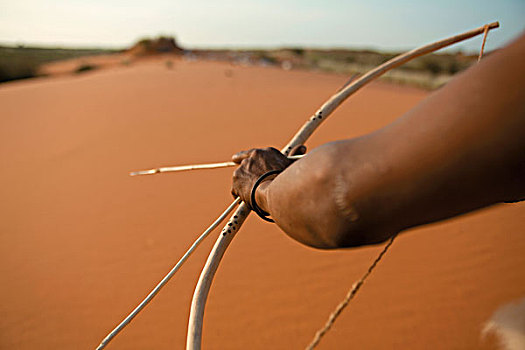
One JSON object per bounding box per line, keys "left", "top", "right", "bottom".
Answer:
{"left": 195, "top": 47, "right": 484, "bottom": 89}
{"left": 0, "top": 41, "right": 485, "bottom": 89}
{"left": 0, "top": 46, "right": 117, "bottom": 83}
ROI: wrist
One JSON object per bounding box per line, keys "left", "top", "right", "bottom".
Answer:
{"left": 254, "top": 179, "right": 272, "bottom": 213}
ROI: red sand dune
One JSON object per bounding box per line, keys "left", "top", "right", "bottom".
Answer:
{"left": 0, "top": 58, "right": 523, "bottom": 349}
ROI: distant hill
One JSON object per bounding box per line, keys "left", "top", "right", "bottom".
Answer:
{"left": 127, "top": 36, "right": 183, "bottom": 56}
{"left": 0, "top": 36, "right": 184, "bottom": 83}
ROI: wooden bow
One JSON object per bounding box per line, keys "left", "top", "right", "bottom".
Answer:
{"left": 96, "top": 21, "right": 498, "bottom": 350}
{"left": 186, "top": 22, "right": 499, "bottom": 350}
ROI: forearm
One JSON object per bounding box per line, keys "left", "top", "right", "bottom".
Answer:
{"left": 262, "top": 122, "right": 524, "bottom": 250}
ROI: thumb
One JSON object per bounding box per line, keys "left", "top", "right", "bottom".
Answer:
{"left": 289, "top": 145, "right": 307, "bottom": 156}
{"left": 232, "top": 148, "right": 255, "bottom": 164}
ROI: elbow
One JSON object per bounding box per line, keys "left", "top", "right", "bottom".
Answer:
{"left": 288, "top": 221, "right": 393, "bottom": 250}
{"left": 276, "top": 202, "right": 398, "bottom": 250}
{"left": 306, "top": 216, "right": 399, "bottom": 250}
{"left": 296, "top": 228, "right": 395, "bottom": 250}
{"left": 330, "top": 226, "right": 397, "bottom": 248}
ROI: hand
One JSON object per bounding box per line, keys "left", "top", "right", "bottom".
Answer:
{"left": 231, "top": 145, "right": 306, "bottom": 210}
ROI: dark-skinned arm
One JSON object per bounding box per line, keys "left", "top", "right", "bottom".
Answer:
{"left": 231, "top": 32, "right": 525, "bottom": 249}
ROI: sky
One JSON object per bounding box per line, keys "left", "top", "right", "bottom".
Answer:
{"left": 1, "top": 0, "right": 524, "bottom": 52}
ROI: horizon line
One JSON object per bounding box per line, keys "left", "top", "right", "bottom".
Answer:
{"left": 0, "top": 41, "right": 489, "bottom": 55}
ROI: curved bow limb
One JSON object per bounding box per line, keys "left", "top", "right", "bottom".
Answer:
{"left": 96, "top": 198, "right": 240, "bottom": 350}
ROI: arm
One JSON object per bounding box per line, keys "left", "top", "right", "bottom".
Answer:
{"left": 232, "top": 32, "right": 525, "bottom": 249}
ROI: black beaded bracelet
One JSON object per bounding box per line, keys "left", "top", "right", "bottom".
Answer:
{"left": 250, "top": 169, "right": 282, "bottom": 223}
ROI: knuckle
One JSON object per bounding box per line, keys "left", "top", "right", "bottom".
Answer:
{"left": 246, "top": 160, "right": 256, "bottom": 172}
{"left": 252, "top": 149, "right": 263, "bottom": 156}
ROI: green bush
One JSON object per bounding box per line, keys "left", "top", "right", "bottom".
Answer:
{"left": 75, "top": 64, "right": 98, "bottom": 74}
{"left": 0, "top": 62, "right": 36, "bottom": 82}
{"left": 291, "top": 48, "right": 304, "bottom": 56}
{"left": 0, "top": 46, "right": 115, "bottom": 83}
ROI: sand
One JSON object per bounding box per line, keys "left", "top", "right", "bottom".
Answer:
{"left": 0, "top": 58, "right": 523, "bottom": 349}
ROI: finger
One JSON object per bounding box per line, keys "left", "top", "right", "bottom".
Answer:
{"left": 232, "top": 149, "right": 254, "bottom": 164}
{"left": 289, "top": 145, "right": 307, "bottom": 156}
{"left": 231, "top": 169, "right": 239, "bottom": 198}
